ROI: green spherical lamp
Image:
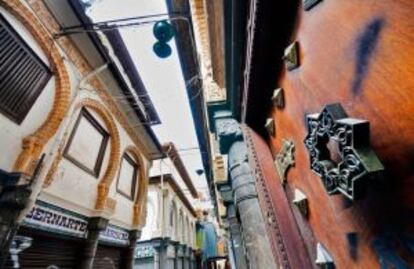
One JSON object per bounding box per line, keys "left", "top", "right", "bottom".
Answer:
{"left": 153, "top": 20, "right": 175, "bottom": 42}
{"left": 153, "top": 41, "right": 172, "bottom": 58}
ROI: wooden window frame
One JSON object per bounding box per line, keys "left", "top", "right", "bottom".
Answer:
{"left": 116, "top": 153, "right": 139, "bottom": 201}
{"left": 63, "top": 108, "right": 109, "bottom": 177}
{"left": 0, "top": 14, "right": 52, "bottom": 124}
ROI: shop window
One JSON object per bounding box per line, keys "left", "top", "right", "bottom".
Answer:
{"left": 64, "top": 108, "right": 109, "bottom": 177}
{"left": 0, "top": 14, "right": 51, "bottom": 124}
{"left": 116, "top": 153, "right": 139, "bottom": 200}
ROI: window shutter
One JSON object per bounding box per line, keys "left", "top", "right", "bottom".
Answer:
{"left": 0, "top": 14, "right": 51, "bottom": 124}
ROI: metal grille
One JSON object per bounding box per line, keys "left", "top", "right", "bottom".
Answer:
{"left": 0, "top": 14, "right": 51, "bottom": 124}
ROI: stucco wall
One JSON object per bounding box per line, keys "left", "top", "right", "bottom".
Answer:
{"left": 0, "top": 7, "right": 55, "bottom": 171}
{"left": 139, "top": 182, "right": 197, "bottom": 248}
{"left": 0, "top": 5, "right": 152, "bottom": 231}
{"left": 140, "top": 187, "right": 159, "bottom": 241}
{"left": 40, "top": 93, "right": 150, "bottom": 229}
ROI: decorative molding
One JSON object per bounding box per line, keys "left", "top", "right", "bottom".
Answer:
{"left": 283, "top": 41, "right": 300, "bottom": 71}
{"left": 242, "top": 126, "right": 291, "bottom": 268}
{"left": 105, "top": 197, "right": 117, "bottom": 215}
{"left": 304, "top": 103, "right": 384, "bottom": 200}
{"left": 265, "top": 118, "right": 275, "bottom": 137}
{"left": 21, "top": 0, "right": 153, "bottom": 159}
{"left": 1, "top": 0, "right": 71, "bottom": 176}
{"left": 123, "top": 145, "right": 148, "bottom": 227}
{"left": 292, "top": 189, "right": 308, "bottom": 218}
{"left": 205, "top": 80, "right": 226, "bottom": 103}
{"left": 116, "top": 153, "right": 138, "bottom": 200}
{"left": 215, "top": 117, "right": 243, "bottom": 154}
{"left": 63, "top": 108, "right": 110, "bottom": 178}
{"left": 275, "top": 139, "right": 295, "bottom": 184}
{"left": 242, "top": 0, "right": 259, "bottom": 116}
{"left": 42, "top": 99, "right": 121, "bottom": 212}
{"left": 213, "top": 155, "right": 226, "bottom": 182}
{"left": 272, "top": 88, "right": 285, "bottom": 109}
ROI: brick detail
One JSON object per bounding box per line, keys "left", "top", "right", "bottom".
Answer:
{"left": 124, "top": 146, "right": 148, "bottom": 227}
{"left": 25, "top": 0, "right": 152, "bottom": 160}
{"left": 42, "top": 98, "right": 122, "bottom": 210}
{"left": 4, "top": 0, "right": 153, "bottom": 224}
{"left": 1, "top": 0, "right": 71, "bottom": 175}
{"left": 77, "top": 99, "right": 121, "bottom": 210}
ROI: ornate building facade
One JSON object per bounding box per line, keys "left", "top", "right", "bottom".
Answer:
{"left": 135, "top": 143, "right": 199, "bottom": 269}
{"left": 190, "top": 0, "right": 414, "bottom": 268}
{"left": 0, "top": 0, "right": 163, "bottom": 268}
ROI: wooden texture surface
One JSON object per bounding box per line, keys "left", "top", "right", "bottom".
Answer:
{"left": 244, "top": 125, "right": 314, "bottom": 269}
{"left": 268, "top": 0, "right": 414, "bottom": 268}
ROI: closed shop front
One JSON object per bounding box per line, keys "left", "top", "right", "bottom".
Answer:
{"left": 93, "top": 244, "right": 122, "bottom": 269}
{"left": 5, "top": 228, "right": 81, "bottom": 269}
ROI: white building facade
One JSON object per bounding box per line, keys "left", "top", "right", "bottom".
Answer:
{"left": 135, "top": 143, "right": 199, "bottom": 269}
{"left": 0, "top": 1, "right": 163, "bottom": 268}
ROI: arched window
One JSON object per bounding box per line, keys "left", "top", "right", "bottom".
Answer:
{"left": 116, "top": 152, "right": 140, "bottom": 200}
{"left": 64, "top": 108, "right": 109, "bottom": 177}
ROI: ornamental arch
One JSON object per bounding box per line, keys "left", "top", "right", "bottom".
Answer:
{"left": 122, "top": 145, "right": 148, "bottom": 226}
{"left": 42, "top": 98, "right": 120, "bottom": 211}
{"left": 77, "top": 99, "right": 121, "bottom": 210}
{"left": 0, "top": 0, "right": 71, "bottom": 175}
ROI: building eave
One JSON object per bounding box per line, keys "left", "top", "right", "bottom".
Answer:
{"left": 64, "top": 0, "right": 164, "bottom": 159}
{"left": 240, "top": 0, "right": 298, "bottom": 137}
{"left": 165, "top": 0, "right": 216, "bottom": 213}
{"left": 150, "top": 174, "right": 197, "bottom": 217}
{"left": 162, "top": 143, "right": 199, "bottom": 198}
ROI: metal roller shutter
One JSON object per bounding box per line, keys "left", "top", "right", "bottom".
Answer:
{"left": 93, "top": 244, "right": 122, "bottom": 269}
{"left": 4, "top": 229, "right": 81, "bottom": 269}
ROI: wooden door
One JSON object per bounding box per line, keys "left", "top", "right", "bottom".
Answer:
{"left": 264, "top": 0, "right": 414, "bottom": 268}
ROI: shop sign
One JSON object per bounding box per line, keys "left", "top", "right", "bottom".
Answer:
{"left": 135, "top": 245, "right": 154, "bottom": 258}
{"left": 22, "top": 203, "right": 88, "bottom": 238}
{"left": 100, "top": 225, "right": 129, "bottom": 245}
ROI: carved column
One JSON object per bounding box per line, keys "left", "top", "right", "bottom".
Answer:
{"left": 215, "top": 115, "right": 277, "bottom": 269}
{"left": 226, "top": 204, "right": 247, "bottom": 269}
{"left": 216, "top": 181, "right": 247, "bottom": 269}
{"left": 229, "top": 141, "right": 276, "bottom": 268}
{"left": 79, "top": 217, "right": 108, "bottom": 269}
{"left": 121, "top": 230, "right": 141, "bottom": 269}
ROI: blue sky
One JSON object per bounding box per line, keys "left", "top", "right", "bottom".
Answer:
{"left": 86, "top": 0, "right": 211, "bottom": 205}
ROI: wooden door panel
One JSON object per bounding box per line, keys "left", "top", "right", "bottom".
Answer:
{"left": 268, "top": 0, "right": 414, "bottom": 268}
